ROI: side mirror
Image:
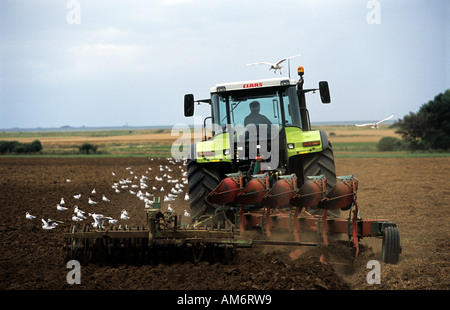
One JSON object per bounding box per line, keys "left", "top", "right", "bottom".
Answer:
{"left": 319, "top": 81, "right": 331, "bottom": 104}
{"left": 184, "top": 94, "right": 195, "bottom": 117}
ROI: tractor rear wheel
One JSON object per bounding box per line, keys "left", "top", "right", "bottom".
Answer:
{"left": 187, "top": 160, "right": 222, "bottom": 223}
{"left": 300, "top": 145, "right": 339, "bottom": 217}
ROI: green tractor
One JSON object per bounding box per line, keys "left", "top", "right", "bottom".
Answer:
{"left": 184, "top": 67, "right": 340, "bottom": 224}
{"left": 62, "top": 67, "right": 401, "bottom": 266}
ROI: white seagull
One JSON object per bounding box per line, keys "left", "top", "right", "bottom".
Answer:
{"left": 75, "top": 209, "right": 87, "bottom": 219}
{"left": 72, "top": 214, "right": 83, "bottom": 222}
{"left": 60, "top": 198, "right": 65, "bottom": 205}
{"left": 102, "top": 194, "right": 110, "bottom": 202}
{"left": 246, "top": 53, "right": 302, "bottom": 74}
{"left": 57, "top": 204, "right": 68, "bottom": 211}
{"left": 26, "top": 212, "right": 36, "bottom": 220}
{"left": 41, "top": 219, "right": 56, "bottom": 230}
{"left": 167, "top": 204, "right": 174, "bottom": 213}
{"left": 89, "top": 213, "right": 112, "bottom": 229}
{"left": 74, "top": 205, "right": 85, "bottom": 214}
{"left": 355, "top": 114, "right": 394, "bottom": 129}
{"left": 120, "top": 210, "right": 130, "bottom": 220}
{"left": 73, "top": 194, "right": 81, "bottom": 199}
{"left": 183, "top": 209, "right": 191, "bottom": 217}
{"left": 164, "top": 195, "right": 175, "bottom": 202}
{"left": 47, "top": 218, "right": 64, "bottom": 226}
{"left": 88, "top": 198, "right": 98, "bottom": 205}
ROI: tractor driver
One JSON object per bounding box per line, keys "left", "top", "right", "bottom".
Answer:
{"left": 244, "top": 101, "right": 272, "bottom": 139}
{"left": 244, "top": 101, "right": 272, "bottom": 128}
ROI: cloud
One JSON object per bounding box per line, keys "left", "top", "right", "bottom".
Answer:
{"left": 161, "top": 0, "right": 195, "bottom": 5}
{"left": 68, "top": 43, "right": 139, "bottom": 56}
{"left": 66, "top": 43, "right": 142, "bottom": 78}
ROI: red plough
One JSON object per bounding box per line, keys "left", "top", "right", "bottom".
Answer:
{"left": 207, "top": 172, "right": 401, "bottom": 264}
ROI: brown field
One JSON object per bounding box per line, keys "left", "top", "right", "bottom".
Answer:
{"left": 324, "top": 128, "right": 401, "bottom": 143}
{"left": 1, "top": 156, "right": 449, "bottom": 292}
{"left": 5, "top": 132, "right": 178, "bottom": 145}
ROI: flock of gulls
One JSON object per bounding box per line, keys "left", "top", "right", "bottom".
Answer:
{"left": 25, "top": 157, "right": 190, "bottom": 231}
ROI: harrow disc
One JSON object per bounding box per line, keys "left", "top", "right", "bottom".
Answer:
{"left": 66, "top": 225, "right": 91, "bottom": 266}
{"left": 64, "top": 224, "right": 238, "bottom": 266}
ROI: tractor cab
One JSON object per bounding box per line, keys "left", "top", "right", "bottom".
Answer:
{"left": 185, "top": 75, "right": 330, "bottom": 136}
{"left": 184, "top": 70, "right": 331, "bottom": 172}
{"left": 209, "top": 78, "right": 303, "bottom": 139}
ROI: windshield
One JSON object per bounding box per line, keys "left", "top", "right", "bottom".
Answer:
{"left": 211, "top": 86, "right": 302, "bottom": 131}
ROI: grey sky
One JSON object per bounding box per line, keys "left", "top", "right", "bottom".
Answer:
{"left": 1, "top": 0, "right": 448, "bottom": 129}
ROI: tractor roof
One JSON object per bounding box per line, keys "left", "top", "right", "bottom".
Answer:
{"left": 210, "top": 77, "right": 297, "bottom": 93}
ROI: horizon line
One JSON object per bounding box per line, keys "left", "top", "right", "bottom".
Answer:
{"left": 0, "top": 120, "right": 396, "bottom": 132}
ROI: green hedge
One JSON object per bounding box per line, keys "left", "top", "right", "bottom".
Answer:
{"left": 0, "top": 140, "right": 43, "bottom": 154}
{"left": 377, "top": 137, "right": 404, "bottom": 152}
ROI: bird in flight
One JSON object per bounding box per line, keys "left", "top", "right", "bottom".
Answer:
{"left": 246, "top": 53, "right": 302, "bottom": 74}
{"left": 355, "top": 114, "right": 394, "bottom": 129}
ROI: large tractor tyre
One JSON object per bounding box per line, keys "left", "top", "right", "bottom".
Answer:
{"left": 301, "top": 145, "right": 340, "bottom": 218}
{"left": 187, "top": 160, "right": 223, "bottom": 223}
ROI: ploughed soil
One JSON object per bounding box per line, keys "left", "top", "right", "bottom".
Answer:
{"left": 1, "top": 157, "right": 449, "bottom": 291}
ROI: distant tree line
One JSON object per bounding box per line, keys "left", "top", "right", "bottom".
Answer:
{"left": 396, "top": 89, "right": 450, "bottom": 151}
{"left": 378, "top": 89, "right": 450, "bottom": 152}
{"left": 78, "top": 143, "right": 98, "bottom": 154}
{"left": 0, "top": 140, "right": 43, "bottom": 154}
